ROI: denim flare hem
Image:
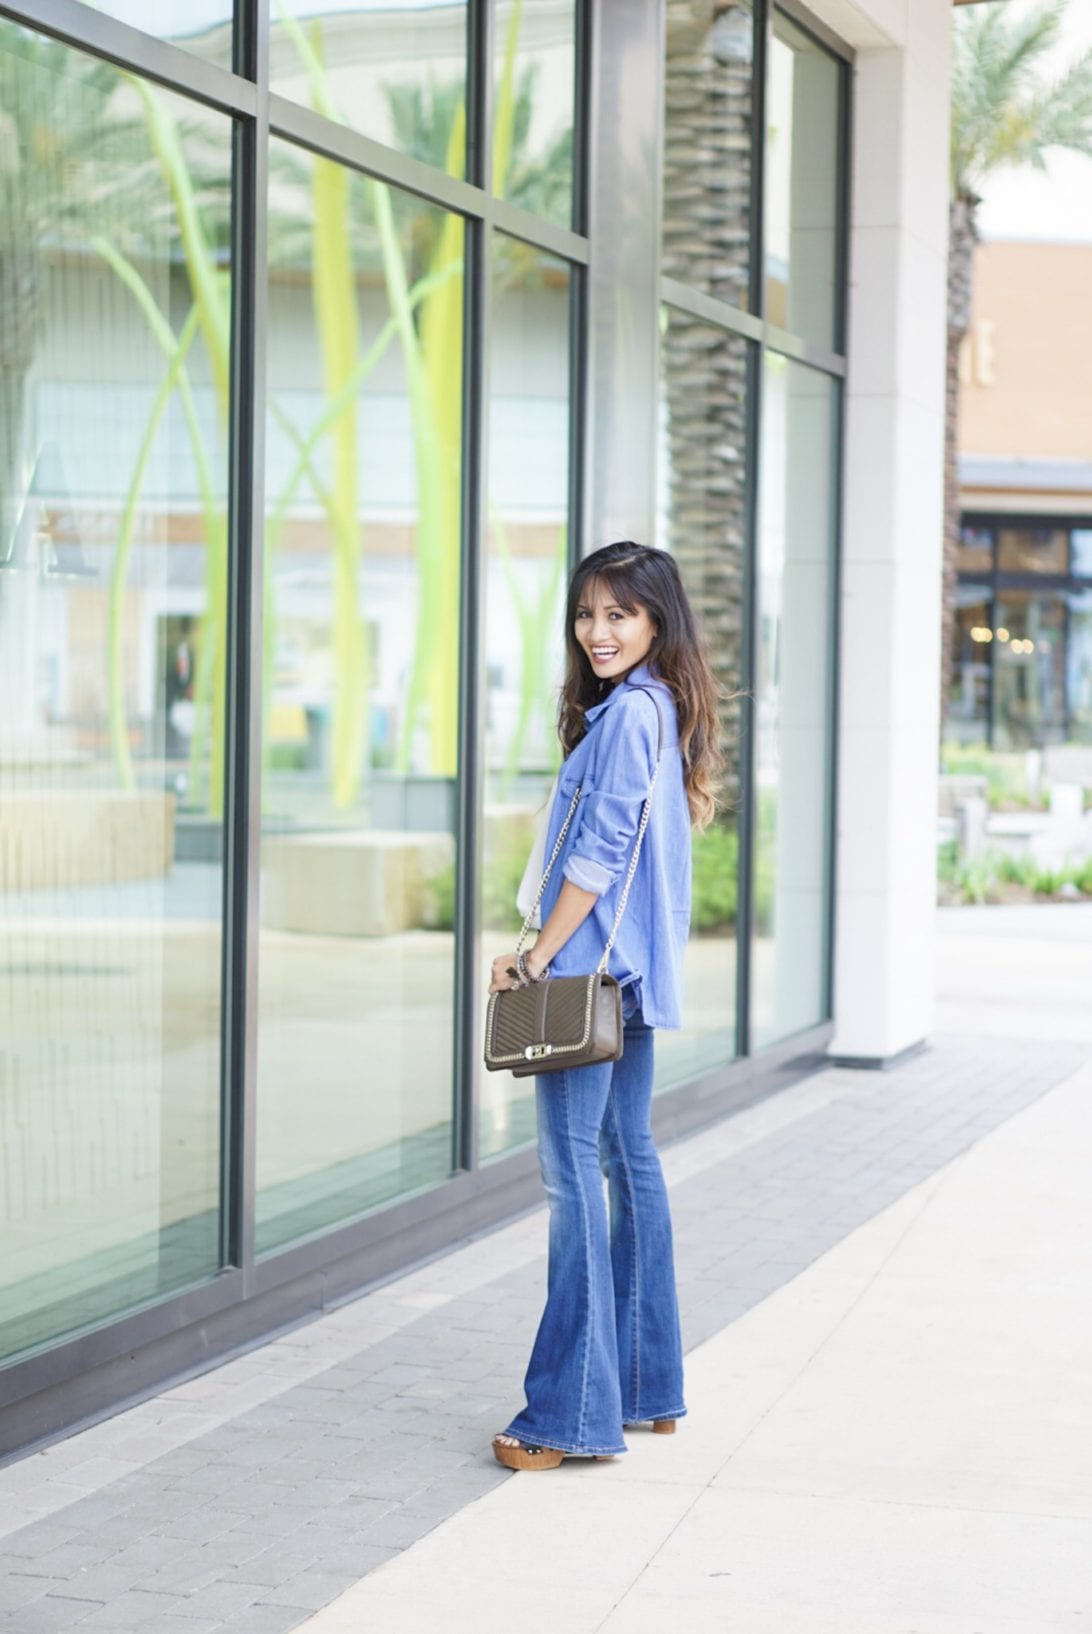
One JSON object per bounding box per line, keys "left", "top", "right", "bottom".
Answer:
{"left": 505, "top": 997, "right": 687, "bottom": 1458}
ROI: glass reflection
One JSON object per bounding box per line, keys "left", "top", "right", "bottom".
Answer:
{"left": 996, "top": 526, "right": 1067, "bottom": 575}
{"left": 663, "top": 0, "right": 755, "bottom": 309}
{"left": 271, "top": 1, "right": 468, "bottom": 177}
{"left": 948, "top": 586, "right": 993, "bottom": 745}
{"left": 479, "top": 239, "right": 571, "bottom": 1161}
{"left": 764, "top": 9, "right": 841, "bottom": 349}
{"left": 656, "top": 310, "right": 748, "bottom": 1081}
{"left": 957, "top": 524, "right": 993, "bottom": 574}
{"left": 991, "top": 592, "right": 1066, "bottom": 748}
{"left": 77, "top": 0, "right": 233, "bottom": 65}
{"left": 0, "top": 26, "right": 230, "bottom": 1358}
{"left": 493, "top": 0, "right": 575, "bottom": 228}
{"left": 1069, "top": 590, "right": 1092, "bottom": 743}
{"left": 257, "top": 142, "right": 463, "bottom": 1250}
{"left": 752, "top": 353, "right": 836, "bottom": 1049}
{"left": 1071, "top": 530, "right": 1092, "bottom": 577}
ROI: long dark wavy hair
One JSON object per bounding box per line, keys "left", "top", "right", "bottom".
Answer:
{"left": 558, "top": 541, "right": 725, "bottom": 830}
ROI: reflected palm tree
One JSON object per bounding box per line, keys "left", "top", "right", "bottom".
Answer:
{"left": 661, "top": 0, "right": 753, "bottom": 808}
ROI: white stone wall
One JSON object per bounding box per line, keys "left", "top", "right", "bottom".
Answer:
{"left": 812, "top": 0, "right": 952, "bottom": 1060}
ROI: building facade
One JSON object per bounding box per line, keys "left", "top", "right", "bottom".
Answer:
{"left": 953, "top": 241, "right": 1092, "bottom": 749}
{"left": 0, "top": 0, "right": 950, "bottom": 1454}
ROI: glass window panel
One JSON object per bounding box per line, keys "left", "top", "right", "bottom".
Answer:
{"left": 752, "top": 354, "right": 836, "bottom": 1050}
{"left": 257, "top": 148, "right": 463, "bottom": 1250}
{"left": 493, "top": 0, "right": 575, "bottom": 229}
{"left": 996, "top": 526, "right": 1067, "bottom": 575}
{"left": 947, "top": 586, "right": 992, "bottom": 745}
{"left": 957, "top": 524, "right": 993, "bottom": 574}
{"left": 76, "top": 1, "right": 233, "bottom": 65}
{"left": 0, "top": 28, "right": 230, "bottom": 1359}
{"left": 663, "top": 0, "right": 755, "bottom": 310}
{"left": 764, "top": 9, "right": 841, "bottom": 350}
{"left": 655, "top": 310, "right": 748, "bottom": 1081}
{"left": 479, "top": 238, "right": 571, "bottom": 1162}
{"left": 992, "top": 592, "right": 1066, "bottom": 748}
{"left": 270, "top": 2, "right": 468, "bottom": 178}
{"left": 1068, "top": 590, "right": 1092, "bottom": 744}
{"left": 1071, "top": 529, "right": 1092, "bottom": 576}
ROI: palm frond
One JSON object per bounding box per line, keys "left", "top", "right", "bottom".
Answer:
{"left": 951, "top": 0, "right": 1092, "bottom": 196}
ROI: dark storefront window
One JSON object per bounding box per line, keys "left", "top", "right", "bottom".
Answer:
{"left": 948, "top": 586, "right": 992, "bottom": 744}
{"left": 953, "top": 515, "right": 1092, "bottom": 749}
{"left": 992, "top": 591, "right": 1067, "bottom": 748}
{"left": 997, "top": 526, "right": 1067, "bottom": 575}
{"left": 1071, "top": 530, "right": 1092, "bottom": 576}
{"left": 957, "top": 525, "right": 993, "bottom": 574}
{"left": 1069, "top": 590, "right": 1092, "bottom": 743}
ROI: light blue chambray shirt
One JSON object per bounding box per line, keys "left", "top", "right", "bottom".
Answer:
{"left": 539, "top": 662, "right": 691, "bottom": 1030}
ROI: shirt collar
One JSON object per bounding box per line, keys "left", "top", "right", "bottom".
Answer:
{"left": 584, "top": 661, "right": 657, "bottom": 724}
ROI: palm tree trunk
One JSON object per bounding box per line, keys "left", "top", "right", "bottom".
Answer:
{"left": 940, "top": 193, "right": 977, "bottom": 746}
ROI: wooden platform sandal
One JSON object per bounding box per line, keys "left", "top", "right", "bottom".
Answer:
{"left": 491, "top": 1434, "right": 615, "bottom": 1470}
{"left": 624, "top": 1418, "right": 677, "bottom": 1434}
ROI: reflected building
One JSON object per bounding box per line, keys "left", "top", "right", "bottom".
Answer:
{"left": 952, "top": 241, "right": 1092, "bottom": 749}
{"left": 0, "top": 0, "right": 950, "bottom": 1452}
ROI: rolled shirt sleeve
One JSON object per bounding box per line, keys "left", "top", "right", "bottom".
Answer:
{"left": 561, "top": 691, "right": 659, "bottom": 898}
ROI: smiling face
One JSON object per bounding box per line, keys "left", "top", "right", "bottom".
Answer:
{"left": 574, "top": 576, "right": 658, "bottom": 683}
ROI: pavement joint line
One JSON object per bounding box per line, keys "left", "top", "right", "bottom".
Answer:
{"left": 0, "top": 1029, "right": 1086, "bottom": 1634}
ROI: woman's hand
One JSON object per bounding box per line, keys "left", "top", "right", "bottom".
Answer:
{"left": 489, "top": 946, "right": 549, "bottom": 994}
{"left": 489, "top": 952, "right": 523, "bottom": 995}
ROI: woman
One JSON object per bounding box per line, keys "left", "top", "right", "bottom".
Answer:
{"left": 489, "top": 540, "right": 722, "bottom": 1471}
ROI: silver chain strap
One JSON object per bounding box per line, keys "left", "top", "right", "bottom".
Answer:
{"left": 596, "top": 757, "right": 660, "bottom": 974}
{"left": 515, "top": 695, "right": 663, "bottom": 976}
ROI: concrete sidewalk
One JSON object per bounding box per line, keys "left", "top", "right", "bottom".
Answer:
{"left": 301, "top": 1053, "right": 1092, "bottom": 1634}
{"left": 0, "top": 903, "right": 1088, "bottom": 1634}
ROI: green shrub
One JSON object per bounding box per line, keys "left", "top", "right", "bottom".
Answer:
{"left": 1032, "top": 863, "right": 1071, "bottom": 897}
{"left": 425, "top": 834, "right": 529, "bottom": 934}
{"left": 951, "top": 854, "right": 999, "bottom": 905}
{"left": 691, "top": 823, "right": 738, "bottom": 931}
{"left": 997, "top": 851, "right": 1037, "bottom": 888}
{"left": 940, "top": 742, "right": 1046, "bottom": 811}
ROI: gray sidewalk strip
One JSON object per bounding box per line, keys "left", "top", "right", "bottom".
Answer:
{"left": 0, "top": 1030, "right": 1083, "bottom": 1634}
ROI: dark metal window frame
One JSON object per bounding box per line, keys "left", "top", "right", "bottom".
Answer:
{"left": 0, "top": 0, "right": 850, "bottom": 1456}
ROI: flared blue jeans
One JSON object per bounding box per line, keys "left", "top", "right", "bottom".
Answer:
{"left": 503, "top": 993, "right": 686, "bottom": 1456}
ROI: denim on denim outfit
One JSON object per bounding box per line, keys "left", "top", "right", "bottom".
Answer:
{"left": 541, "top": 662, "right": 692, "bottom": 1031}
{"left": 503, "top": 989, "right": 686, "bottom": 1455}
{"left": 503, "top": 666, "right": 690, "bottom": 1456}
